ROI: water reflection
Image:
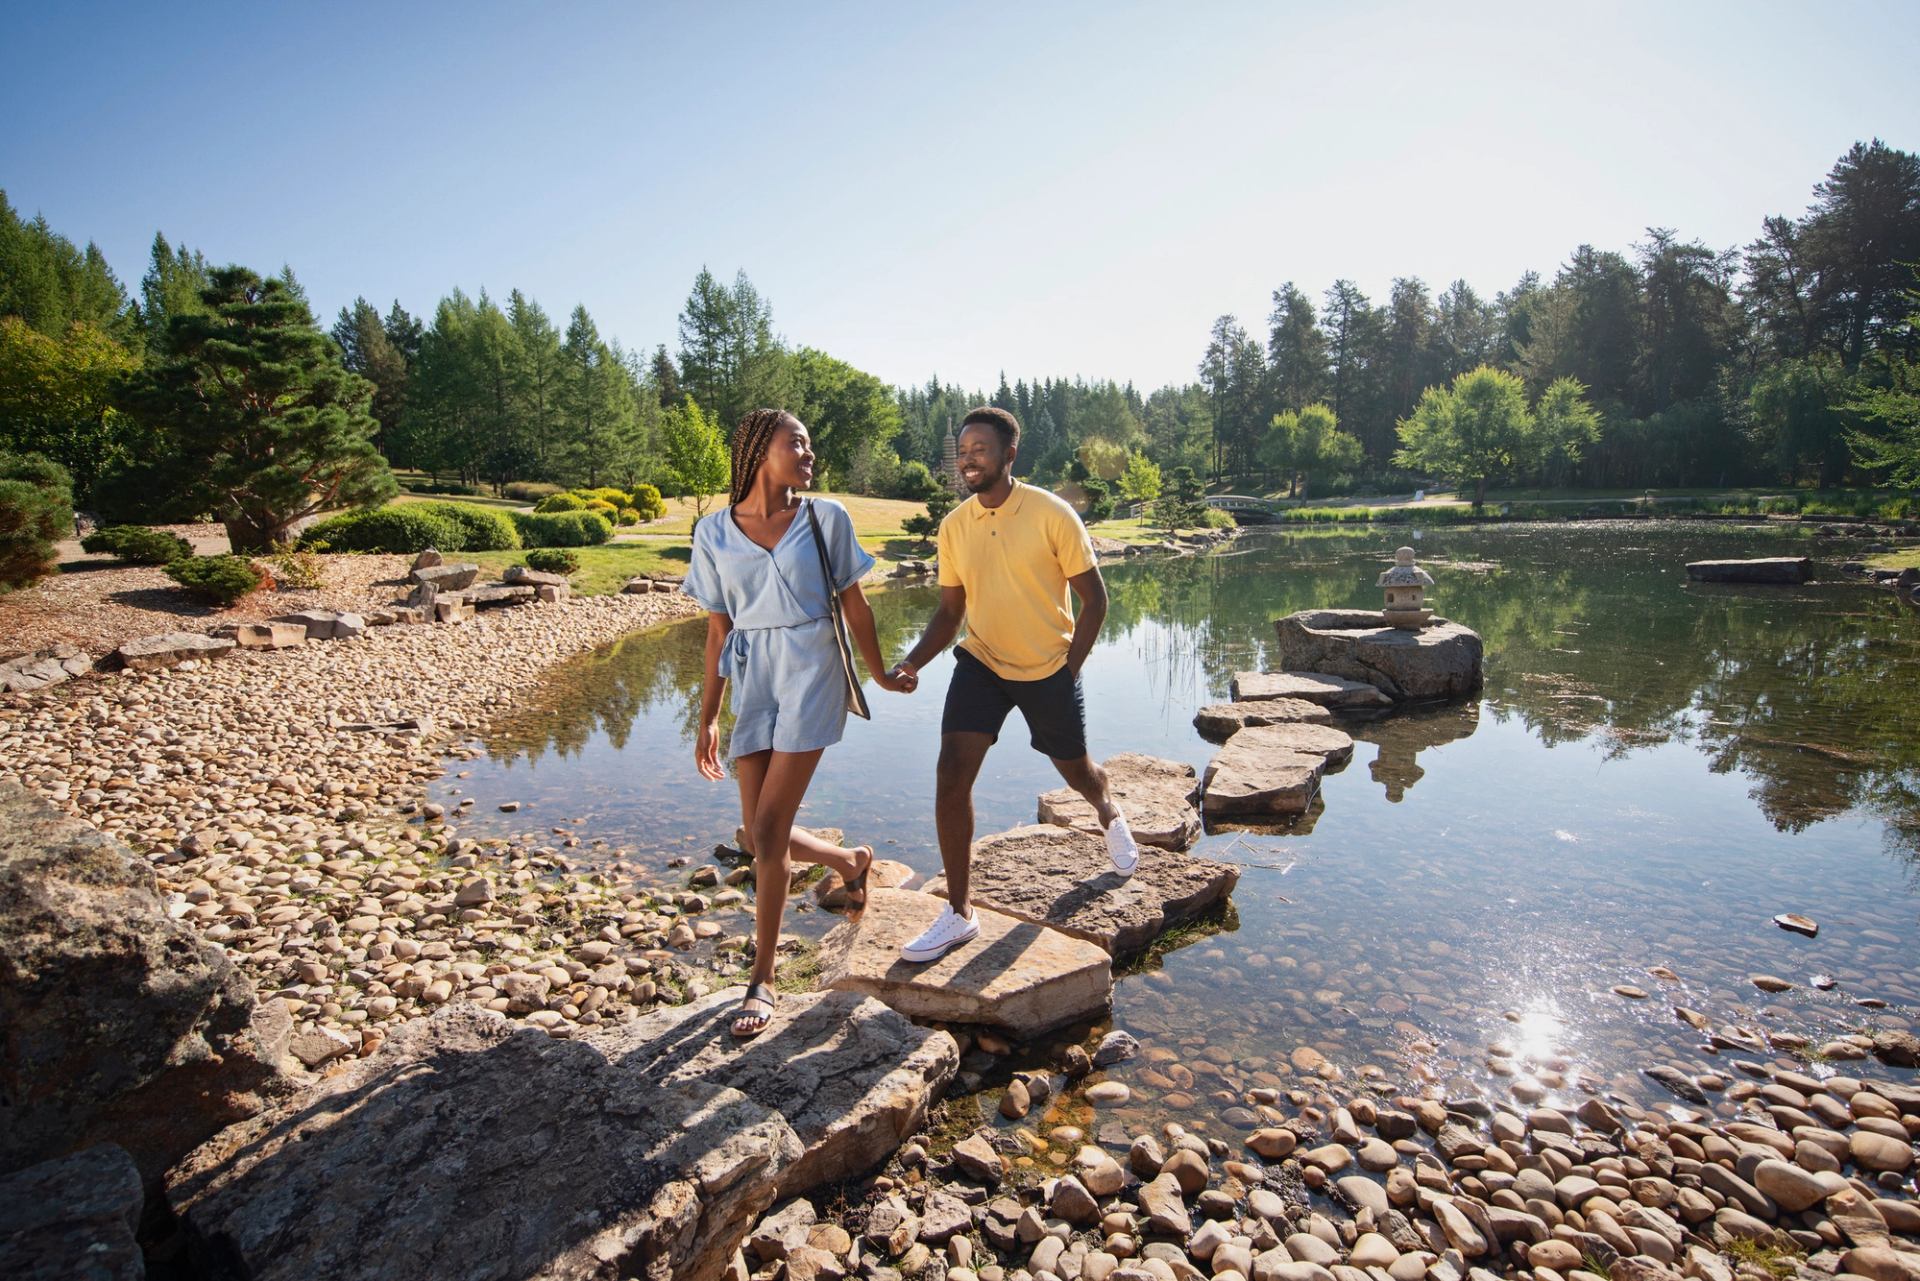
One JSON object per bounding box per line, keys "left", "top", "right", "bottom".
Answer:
{"left": 468, "top": 522, "right": 1920, "bottom": 1115}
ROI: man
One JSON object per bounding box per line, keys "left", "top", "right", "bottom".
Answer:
{"left": 887, "top": 406, "right": 1138, "bottom": 964}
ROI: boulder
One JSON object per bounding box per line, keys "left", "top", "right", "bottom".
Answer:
{"left": 924, "top": 823, "right": 1238, "bottom": 958}
{"left": 1194, "top": 697, "right": 1333, "bottom": 741}
{"left": 273, "top": 609, "right": 346, "bottom": 640}
{"left": 536, "top": 583, "right": 570, "bottom": 604}
{"left": 1274, "top": 610, "right": 1483, "bottom": 702}
{"left": 0, "top": 1144, "right": 145, "bottom": 1281}
{"left": 214, "top": 621, "right": 307, "bottom": 650}
{"left": 0, "top": 644, "right": 92, "bottom": 693}
{"left": 410, "top": 546, "right": 443, "bottom": 570}
{"left": 504, "top": 565, "right": 570, "bottom": 587}
{"left": 1201, "top": 723, "right": 1354, "bottom": 817}
{"left": 409, "top": 561, "right": 479, "bottom": 590}
{"left": 169, "top": 1004, "right": 799, "bottom": 1281}
{"left": 111, "top": 631, "right": 236, "bottom": 672}
{"left": 814, "top": 857, "right": 915, "bottom": 908}
{"left": 816, "top": 888, "right": 1112, "bottom": 1037}
{"left": 1036, "top": 752, "right": 1203, "bottom": 850}
{"left": 1230, "top": 670, "right": 1394, "bottom": 709}
{"left": 0, "top": 783, "right": 295, "bottom": 1187}
{"left": 1685, "top": 557, "right": 1811, "bottom": 584}
{"left": 468, "top": 584, "right": 537, "bottom": 608}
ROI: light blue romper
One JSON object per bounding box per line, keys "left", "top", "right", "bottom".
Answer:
{"left": 681, "top": 498, "right": 876, "bottom": 758}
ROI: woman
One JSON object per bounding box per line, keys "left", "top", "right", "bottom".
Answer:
{"left": 682, "top": 408, "right": 915, "bottom": 1038}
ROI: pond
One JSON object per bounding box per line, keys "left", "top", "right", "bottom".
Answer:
{"left": 450, "top": 521, "right": 1920, "bottom": 1130}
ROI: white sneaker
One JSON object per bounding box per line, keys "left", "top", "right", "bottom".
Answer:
{"left": 1105, "top": 810, "right": 1139, "bottom": 877}
{"left": 900, "top": 902, "right": 981, "bottom": 964}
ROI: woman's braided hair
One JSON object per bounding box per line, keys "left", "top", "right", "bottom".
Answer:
{"left": 729, "top": 408, "right": 800, "bottom": 506}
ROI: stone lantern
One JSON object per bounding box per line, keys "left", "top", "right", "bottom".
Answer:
{"left": 1377, "top": 546, "right": 1434, "bottom": 629}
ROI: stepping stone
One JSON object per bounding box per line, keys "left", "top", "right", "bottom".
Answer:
{"left": 923, "top": 825, "right": 1239, "bottom": 959}
{"left": 1274, "top": 610, "right": 1484, "bottom": 702}
{"left": 169, "top": 992, "right": 955, "bottom": 1281}
{"left": 1200, "top": 722, "right": 1355, "bottom": 817}
{"left": 1037, "top": 752, "right": 1202, "bottom": 850}
{"left": 0, "top": 1144, "right": 145, "bottom": 1281}
{"left": 816, "top": 888, "right": 1112, "bottom": 1037}
{"left": 1194, "top": 697, "right": 1332, "bottom": 741}
{"left": 1685, "top": 557, "right": 1810, "bottom": 584}
{"left": 1230, "top": 670, "right": 1393, "bottom": 709}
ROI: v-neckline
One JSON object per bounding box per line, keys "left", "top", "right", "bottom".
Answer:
{"left": 729, "top": 499, "right": 806, "bottom": 555}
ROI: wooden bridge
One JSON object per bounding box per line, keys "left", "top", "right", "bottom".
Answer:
{"left": 1205, "top": 494, "right": 1281, "bottom": 524}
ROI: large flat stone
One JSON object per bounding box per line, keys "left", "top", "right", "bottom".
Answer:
{"left": 0, "top": 1144, "right": 145, "bottom": 1281}
{"left": 817, "top": 888, "right": 1112, "bottom": 1037}
{"left": 111, "top": 631, "right": 236, "bottom": 671}
{"left": 600, "top": 987, "right": 958, "bottom": 1199}
{"left": 1037, "top": 752, "right": 1203, "bottom": 850}
{"left": 1201, "top": 722, "right": 1359, "bottom": 816}
{"left": 1274, "top": 609, "right": 1483, "bottom": 701}
{"left": 1194, "top": 697, "right": 1333, "bottom": 741}
{"left": 169, "top": 1003, "right": 800, "bottom": 1281}
{"left": 923, "top": 824, "right": 1240, "bottom": 959}
{"left": 1686, "top": 557, "right": 1811, "bottom": 584}
{"left": 409, "top": 561, "right": 479, "bottom": 590}
{"left": 0, "top": 783, "right": 295, "bottom": 1188}
{"left": 1230, "top": 670, "right": 1394, "bottom": 709}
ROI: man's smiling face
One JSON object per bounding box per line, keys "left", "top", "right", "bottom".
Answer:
{"left": 957, "top": 423, "right": 1012, "bottom": 493}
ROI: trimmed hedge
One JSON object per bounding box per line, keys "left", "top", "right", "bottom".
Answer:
{"left": 413, "top": 501, "right": 521, "bottom": 551}
{"left": 0, "top": 450, "right": 72, "bottom": 593}
{"left": 503, "top": 481, "right": 562, "bottom": 502}
{"left": 523, "top": 547, "right": 580, "bottom": 575}
{"left": 82, "top": 524, "right": 193, "bottom": 565}
{"left": 534, "top": 493, "right": 587, "bottom": 513}
{"left": 166, "top": 554, "right": 265, "bottom": 605}
{"left": 301, "top": 506, "right": 463, "bottom": 553}
{"left": 629, "top": 483, "right": 666, "bottom": 521}
{"left": 510, "top": 510, "right": 613, "bottom": 547}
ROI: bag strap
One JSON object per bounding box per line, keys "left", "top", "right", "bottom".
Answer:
{"left": 805, "top": 499, "right": 838, "bottom": 610}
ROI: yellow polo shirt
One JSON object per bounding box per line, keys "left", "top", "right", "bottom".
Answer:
{"left": 937, "top": 480, "right": 1098, "bottom": 680}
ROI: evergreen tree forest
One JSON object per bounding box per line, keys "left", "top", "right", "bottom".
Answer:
{"left": 3, "top": 140, "right": 1917, "bottom": 517}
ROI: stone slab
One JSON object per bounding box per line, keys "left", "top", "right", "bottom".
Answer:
{"left": 409, "top": 562, "right": 479, "bottom": 590}
{"left": 0, "top": 1144, "right": 145, "bottom": 1281}
{"left": 0, "top": 645, "right": 91, "bottom": 693}
{"left": 817, "top": 888, "right": 1113, "bottom": 1037}
{"left": 1685, "top": 557, "right": 1811, "bottom": 584}
{"left": 214, "top": 621, "right": 307, "bottom": 650}
{"left": 923, "top": 824, "right": 1239, "bottom": 959}
{"left": 1194, "top": 697, "right": 1333, "bottom": 741}
{"left": 1202, "top": 724, "right": 1343, "bottom": 817}
{"left": 600, "top": 987, "right": 958, "bottom": 1199}
{"left": 112, "top": 631, "right": 236, "bottom": 671}
{"left": 1274, "top": 609, "right": 1484, "bottom": 701}
{"left": 1230, "top": 670, "right": 1394, "bottom": 709}
{"left": 1037, "top": 752, "right": 1203, "bottom": 850}
{"left": 468, "top": 583, "right": 538, "bottom": 608}
{"left": 168, "top": 992, "right": 953, "bottom": 1281}
{"left": 505, "top": 565, "right": 570, "bottom": 587}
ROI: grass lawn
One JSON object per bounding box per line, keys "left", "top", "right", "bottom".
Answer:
{"left": 1867, "top": 548, "right": 1920, "bottom": 571}
{"left": 467, "top": 544, "right": 691, "bottom": 596}
{"left": 393, "top": 489, "right": 531, "bottom": 511}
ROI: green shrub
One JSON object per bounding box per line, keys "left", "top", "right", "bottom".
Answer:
{"left": 0, "top": 450, "right": 72, "bottom": 593}
{"left": 300, "top": 505, "right": 464, "bottom": 553}
{"left": 166, "top": 554, "right": 265, "bottom": 605}
{"left": 616, "top": 507, "right": 641, "bottom": 525}
{"left": 510, "top": 510, "right": 613, "bottom": 547}
{"left": 629, "top": 483, "right": 666, "bottom": 521}
{"left": 503, "top": 481, "right": 562, "bottom": 503}
{"left": 81, "top": 524, "right": 194, "bottom": 565}
{"left": 578, "top": 486, "right": 630, "bottom": 506}
{"left": 523, "top": 547, "right": 581, "bottom": 575}
{"left": 404, "top": 480, "right": 481, "bottom": 496}
{"left": 534, "top": 492, "right": 587, "bottom": 513}
{"left": 1202, "top": 508, "right": 1237, "bottom": 530}
{"left": 893, "top": 461, "right": 937, "bottom": 502}
{"left": 581, "top": 498, "right": 619, "bottom": 518}
{"left": 262, "top": 544, "right": 326, "bottom": 589}
{"left": 413, "top": 501, "right": 520, "bottom": 550}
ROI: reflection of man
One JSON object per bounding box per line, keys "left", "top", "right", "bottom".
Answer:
{"left": 886, "top": 407, "right": 1139, "bottom": 964}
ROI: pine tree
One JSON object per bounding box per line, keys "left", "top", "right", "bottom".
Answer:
{"left": 116, "top": 266, "right": 394, "bottom": 550}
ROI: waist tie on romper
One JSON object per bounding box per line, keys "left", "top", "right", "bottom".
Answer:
{"left": 718, "top": 617, "right": 830, "bottom": 681}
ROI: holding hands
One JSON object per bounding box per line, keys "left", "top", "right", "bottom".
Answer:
{"left": 877, "top": 660, "right": 919, "bottom": 695}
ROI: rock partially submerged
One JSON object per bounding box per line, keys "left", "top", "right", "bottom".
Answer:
{"left": 816, "top": 888, "right": 1113, "bottom": 1036}
{"left": 1193, "top": 696, "right": 1332, "bottom": 741}
{"left": 1229, "top": 669, "right": 1394, "bottom": 709}
{"left": 171, "top": 990, "right": 956, "bottom": 1281}
{"left": 0, "top": 1144, "right": 145, "bottom": 1281}
{"left": 924, "top": 824, "right": 1238, "bottom": 958}
{"left": 0, "top": 783, "right": 296, "bottom": 1188}
{"left": 1037, "top": 752, "right": 1203, "bottom": 850}
{"left": 1686, "top": 557, "right": 1812, "bottom": 584}
{"left": 1200, "top": 722, "right": 1354, "bottom": 819}
{"left": 1274, "top": 609, "right": 1484, "bottom": 701}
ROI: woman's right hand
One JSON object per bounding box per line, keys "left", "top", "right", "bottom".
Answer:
{"left": 696, "top": 720, "right": 725, "bottom": 780}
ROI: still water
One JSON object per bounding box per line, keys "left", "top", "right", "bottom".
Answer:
{"left": 454, "top": 522, "right": 1920, "bottom": 1122}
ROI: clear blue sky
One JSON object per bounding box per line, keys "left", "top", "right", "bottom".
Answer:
{"left": 5, "top": 1, "right": 1917, "bottom": 393}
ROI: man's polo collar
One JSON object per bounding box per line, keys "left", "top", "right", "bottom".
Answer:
{"left": 968, "top": 479, "right": 1029, "bottom": 519}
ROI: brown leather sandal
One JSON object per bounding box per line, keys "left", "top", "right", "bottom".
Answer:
{"left": 732, "top": 982, "right": 776, "bottom": 1039}
{"left": 843, "top": 846, "right": 876, "bottom": 910}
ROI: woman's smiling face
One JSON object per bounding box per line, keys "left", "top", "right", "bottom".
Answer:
{"left": 762, "top": 418, "right": 816, "bottom": 492}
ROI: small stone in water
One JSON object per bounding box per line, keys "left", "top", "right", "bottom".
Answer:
{"left": 1612, "top": 985, "right": 1649, "bottom": 999}
{"left": 1773, "top": 913, "right": 1818, "bottom": 937}
{"left": 1750, "top": 974, "right": 1794, "bottom": 992}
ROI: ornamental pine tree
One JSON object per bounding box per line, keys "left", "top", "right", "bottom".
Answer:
{"left": 118, "top": 266, "right": 394, "bottom": 551}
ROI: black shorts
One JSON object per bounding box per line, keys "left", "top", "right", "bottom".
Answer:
{"left": 941, "top": 647, "right": 1087, "bottom": 760}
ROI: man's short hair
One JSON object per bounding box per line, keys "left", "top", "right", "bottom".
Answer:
{"left": 960, "top": 406, "right": 1021, "bottom": 452}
